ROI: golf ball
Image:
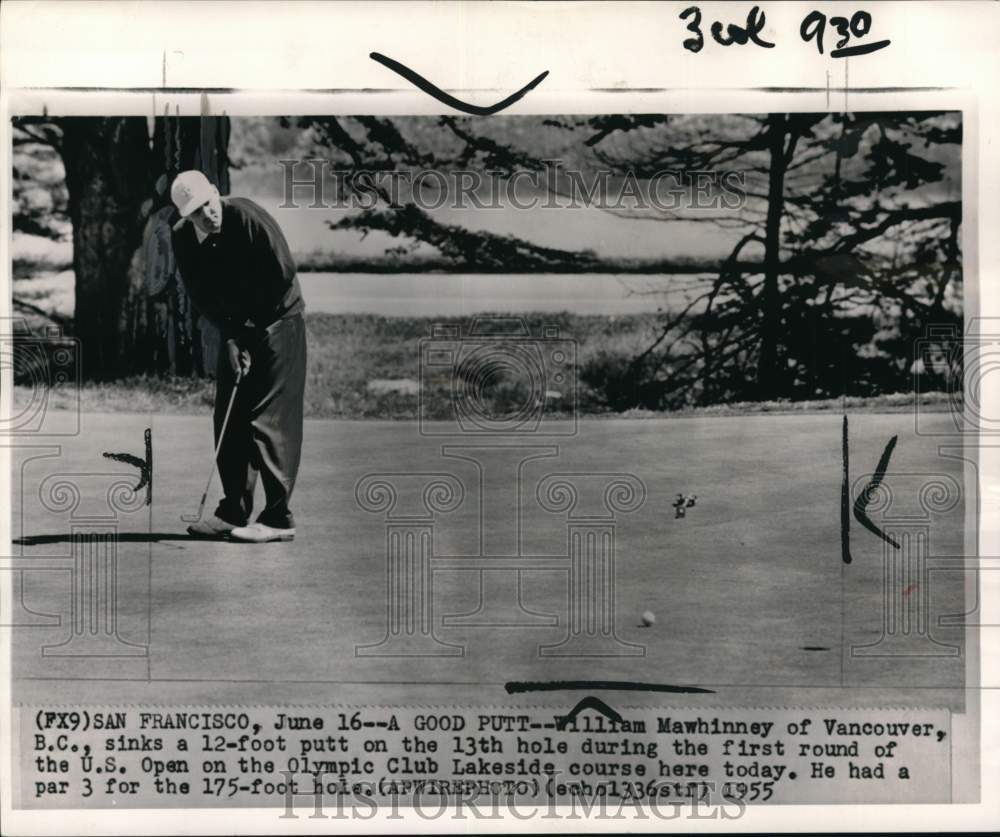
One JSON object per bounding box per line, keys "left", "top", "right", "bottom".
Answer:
{"left": 641, "top": 611, "right": 656, "bottom": 626}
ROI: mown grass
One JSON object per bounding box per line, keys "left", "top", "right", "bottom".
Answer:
{"left": 13, "top": 312, "right": 956, "bottom": 419}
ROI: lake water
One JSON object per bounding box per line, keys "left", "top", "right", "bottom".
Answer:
{"left": 14, "top": 269, "right": 713, "bottom": 321}
{"left": 297, "top": 272, "right": 711, "bottom": 317}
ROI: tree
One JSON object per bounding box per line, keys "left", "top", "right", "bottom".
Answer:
{"left": 574, "top": 111, "right": 962, "bottom": 407}
{"left": 288, "top": 115, "right": 601, "bottom": 271}
{"left": 58, "top": 117, "right": 155, "bottom": 379}
{"left": 295, "top": 112, "right": 960, "bottom": 408}
{"left": 13, "top": 113, "right": 231, "bottom": 380}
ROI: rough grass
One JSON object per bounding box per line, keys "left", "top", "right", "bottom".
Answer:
{"left": 13, "top": 312, "right": 957, "bottom": 419}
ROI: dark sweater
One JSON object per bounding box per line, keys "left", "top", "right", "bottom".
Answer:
{"left": 172, "top": 197, "right": 304, "bottom": 342}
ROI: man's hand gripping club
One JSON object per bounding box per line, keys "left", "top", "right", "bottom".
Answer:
{"left": 226, "top": 338, "right": 252, "bottom": 377}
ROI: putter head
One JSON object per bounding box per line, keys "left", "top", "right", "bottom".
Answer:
{"left": 181, "top": 493, "right": 209, "bottom": 523}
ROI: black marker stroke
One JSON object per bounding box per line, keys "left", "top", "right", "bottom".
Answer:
{"left": 841, "top": 415, "right": 852, "bottom": 564}
{"left": 555, "top": 697, "right": 620, "bottom": 730}
{"left": 831, "top": 40, "right": 891, "bottom": 59}
{"left": 506, "top": 680, "right": 715, "bottom": 695}
{"left": 853, "top": 434, "right": 900, "bottom": 549}
{"left": 370, "top": 52, "right": 548, "bottom": 115}
{"left": 103, "top": 427, "right": 153, "bottom": 505}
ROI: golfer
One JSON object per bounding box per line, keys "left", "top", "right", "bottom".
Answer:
{"left": 170, "top": 170, "right": 306, "bottom": 543}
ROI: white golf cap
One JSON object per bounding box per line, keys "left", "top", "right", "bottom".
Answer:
{"left": 170, "top": 170, "right": 215, "bottom": 218}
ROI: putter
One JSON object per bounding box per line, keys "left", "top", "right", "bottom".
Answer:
{"left": 182, "top": 369, "right": 243, "bottom": 523}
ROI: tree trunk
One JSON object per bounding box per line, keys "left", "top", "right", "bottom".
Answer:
{"left": 756, "top": 114, "right": 788, "bottom": 400}
{"left": 61, "top": 118, "right": 153, "bottom": 381}
{"left": 60, "top": 115, "right": 230, "bottom": 380}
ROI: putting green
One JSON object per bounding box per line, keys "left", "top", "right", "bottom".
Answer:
{"left": 8, "top": 410, "right": 970, "bottom": 709}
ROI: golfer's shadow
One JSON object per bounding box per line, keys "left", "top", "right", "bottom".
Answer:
{"left": 14, "top": 532, "right": 211, "bottom": 547}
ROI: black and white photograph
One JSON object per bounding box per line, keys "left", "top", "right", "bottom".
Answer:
{"left": 1, "top": 1, "right": 996, "bottom": 833}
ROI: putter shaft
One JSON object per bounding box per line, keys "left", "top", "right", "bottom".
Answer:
{"left": 182, "top": 370, "right": 243, "bottom": 522}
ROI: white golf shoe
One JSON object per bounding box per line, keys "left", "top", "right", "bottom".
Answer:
{"left": 229, "top": 522, "right": 296, "bottom": 543}
{"left": 187, "top": 514, "right": 238, "bottom": 538}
